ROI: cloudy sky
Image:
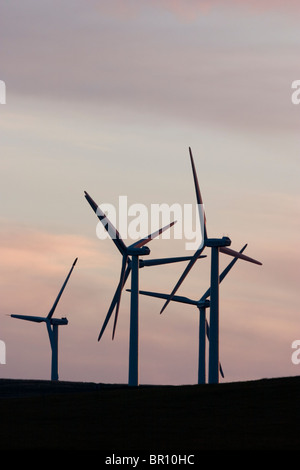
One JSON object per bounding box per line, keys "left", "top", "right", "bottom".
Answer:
{"left": 0, "top": 0, "right": 299, "bottom": 385}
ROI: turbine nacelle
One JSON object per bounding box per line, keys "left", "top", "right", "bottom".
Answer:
{"left": 126, "top": 246, "right": 151, "bottom": 256}
{"left": 51, "top": 317, "right": 68, "bottom": 326}
{"left": 205, "top": 237, "right": 231, "bottom": 248}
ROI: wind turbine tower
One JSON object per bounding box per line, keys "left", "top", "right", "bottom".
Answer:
{"left": 85, "top": 191, "right": 181, "bottom": 387}
{"left": 85, "top": 192, "right": 206, "bottom": 386}
{"left": 10, "top": 258, "right": 78, "bottom": 381}
{"left": 160, "top": 148, "right": 262, "bottom": 384}
{"left": 133, "top": 245, "right": 246, "bottom": 384}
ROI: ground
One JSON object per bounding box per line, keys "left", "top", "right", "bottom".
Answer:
{"left": 0, "top": 376, "right": 299, "bottom": 450}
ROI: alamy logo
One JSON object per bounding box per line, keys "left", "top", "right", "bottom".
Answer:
{"left": 0, "top": 340, "right": 6, "bottom": 364}
{"left": 95, "top": 196, "right": 205, "bottom": 251}
{"left": 0, "top": 80, "right": 6, "bottom": 104}
{"left": 291, "top": 340, "right": 300, "bottom": 364}
{"left": 291, "top": 80, "right": 300, "bottom": 105}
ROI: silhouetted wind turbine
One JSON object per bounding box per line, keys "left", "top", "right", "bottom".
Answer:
{"left": 133, "top": 244, "right": 247, "bottom": 384}
{"left": 10, "top": 258, "right": 78, "bottom": 381}
{"left": 85, "top": 191, "right": 206, "bottom": 386}
{"left": 160, "top": 148, "right": 262, "bottom": 384}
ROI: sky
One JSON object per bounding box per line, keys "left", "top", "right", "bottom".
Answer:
{"left": 0, "top": 0, "right": 299, "bottom": 385}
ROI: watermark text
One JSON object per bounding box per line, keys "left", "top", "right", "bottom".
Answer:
{"left": 291, "top": 340, "right": 300, "bottom": 364}
{"left": 95, "top": 196, "right": 205, "bottom": 251}
{"left": 0, "top": 80, "right": 6, "bottom": 104}
{"left": 0, "top": 340, "right": 6, "bottom": 364}
{"left": 291, "top": 80, "right": 300, "bottom": 105}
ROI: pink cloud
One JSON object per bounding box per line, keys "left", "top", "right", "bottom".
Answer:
{"left": 0, "top": 224, "right": 112, "bottom": 313}
{"left": 0, "top": 224, "right": 119, "bottom": 381}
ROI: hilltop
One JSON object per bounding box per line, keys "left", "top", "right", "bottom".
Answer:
{"left": 0, "top": 375, "right": 299, "bottom": 450}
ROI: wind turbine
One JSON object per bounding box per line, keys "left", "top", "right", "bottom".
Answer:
{"left": 10, "top": 258, "right": 78, "bottom": 381}
{"left": 129, "top": 244, "right": 247, "bottom": 384}
{"left": 160, "top": 148, "right": 262, "bottom": 384}
{"left": 84, "top": 191, "right": 207, "bottom": 387}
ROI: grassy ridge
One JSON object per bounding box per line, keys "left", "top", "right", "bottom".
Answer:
{"left": 0, "top": 376, "right": 300, "bottom": 450}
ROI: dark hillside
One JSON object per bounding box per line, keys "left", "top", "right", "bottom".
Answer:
{"left": 0, "top": 376, "right": 299, "bottom": 450}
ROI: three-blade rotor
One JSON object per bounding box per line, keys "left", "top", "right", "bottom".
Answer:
{"left": 10, "top": 258, "right": 78, "bottom": 325}
{"left": 85, "top": 191, "right": 182, "bottom": 341}
{"left": 160, "top": 148, "right": 262, "bottom": 314}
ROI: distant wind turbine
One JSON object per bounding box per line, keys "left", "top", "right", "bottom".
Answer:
{"left": 160, "top": 148, "right": 262, "bottom": 384}
{"left": 131, "top": 244, "right": 247, "bottom": 384}
{"left": 10, "top": 258, "right": 78, "bottom": 381}
{"left": 84, "top": 191, "right": 206, "bottom": 387}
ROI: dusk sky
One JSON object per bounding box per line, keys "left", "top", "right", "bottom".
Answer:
{"left": 0, "top": 0, "right": 299, "bottom": 385}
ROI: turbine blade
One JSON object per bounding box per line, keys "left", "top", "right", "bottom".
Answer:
{"left": 160, "top": 246, "right": 205, "bottom": 314}
{"left": 112, "top": 255, "right": 128, "bottom": 339}
{"left": 129, "top": 221, "right": 176, "bottom": 249}
{"left": 200, "top": 244, "right": 247, "bottom": 301}
{"left": 220, "top": 246, "right": 262, "bottom": 266}
{"left": 128, "top": 289, "right": 199, "bottom": 306}
{"left": 141, "top": 254, "right": 206, "bottom": 267}
{"left": 205, "top": 319, "right": 224, "bottom": 378}
{"left": 84, "top": 191, "right": 127, "bottom": 255}
{"left": 219, "top": 244, "right": 247, "bottom": 282}
{"left": 205, "top": 318, "right": 210, "bottom": 340}
{"left": 98, "top": 264, "right": 131, "bottom": 341}
{"left": 189, "top": 147, "right": 207, "bottom": 242}
{"left": 47, "top": 257, "right": 78, "bottom": 319}
{"left": 10, "top": 314, "right": 45, "bottom": 323}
